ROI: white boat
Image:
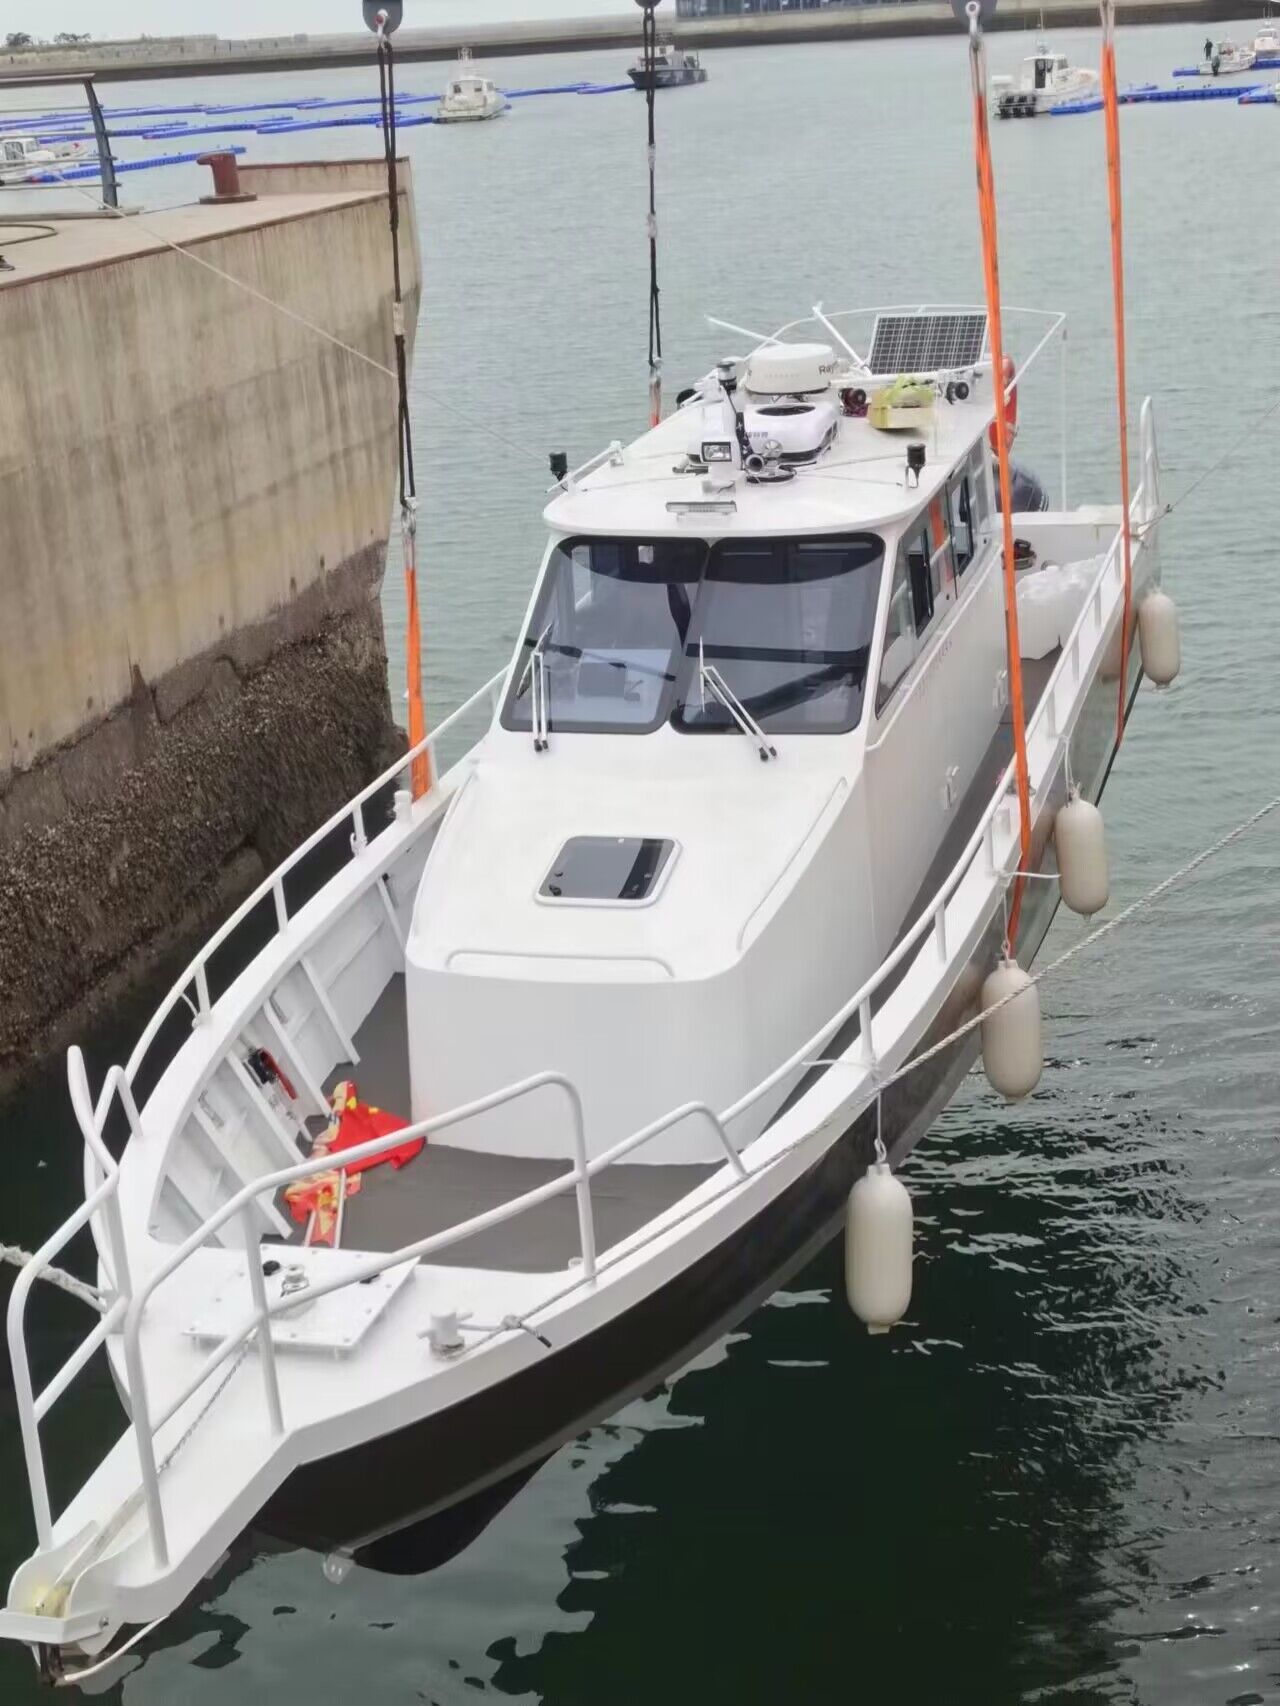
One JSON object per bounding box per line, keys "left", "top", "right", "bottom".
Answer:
{"left": 0, "top": 133, "right": 89, "bottom": 184}
{"left": 436, "top": 50, "right": 508, "bottom": 124}
{"left": 628, "top": 42, "right": 708, "bottom": 90}
{"left": 1251, "top": 21, "right": 1280, "bottom": 56}
{"left": 991, "top": 43, "right": 1099, "bottom": 116}
{"left": 1199, "top": 38, "right": 1257, "bottom": 73}
{"left": 1, "top": 299, "right": 1166, "bottom": 1679}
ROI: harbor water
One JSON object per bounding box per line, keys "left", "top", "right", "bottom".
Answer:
{"left": 2, "top": 17, "right": 1279, "bottom": 1701}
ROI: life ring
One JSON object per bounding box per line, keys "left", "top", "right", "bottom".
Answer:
{"left": 988, "top": 354, "right": 1018, "bottom": 452}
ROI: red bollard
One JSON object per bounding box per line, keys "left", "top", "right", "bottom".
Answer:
{"left": 197, "top": 151, "right": 256, "bottom": 205}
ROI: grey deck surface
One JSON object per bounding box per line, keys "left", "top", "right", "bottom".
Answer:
{"left": 319, "top": 978, "right": 716, "bottom": 1271}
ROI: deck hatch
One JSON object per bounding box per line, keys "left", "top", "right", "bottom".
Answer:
{"left": 540, "top": 836, "right": 674, "bottom": 903}
{"left": 869, "top": 312, "right": 988, "bottom": 376}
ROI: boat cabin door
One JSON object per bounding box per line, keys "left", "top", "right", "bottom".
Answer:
{"left": 1034, "top": 57, "right": 1049, "bottom": 87}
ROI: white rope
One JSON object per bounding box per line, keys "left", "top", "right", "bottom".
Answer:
{"left": 54, "top": 1616, "right": 166, "bottom": 1688}
{"left": 34, "top": 166, "right": 547, "bottom": 468}
{"left": 0, "top": 1246, "right": 103, "bottom": 1312}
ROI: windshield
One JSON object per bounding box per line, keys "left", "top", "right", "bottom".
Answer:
{"left": 501, "top": 532, "right": 884, "bottom": 738}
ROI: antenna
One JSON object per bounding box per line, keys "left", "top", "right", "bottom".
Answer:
{"left": 637, "top": 0, "right": 663, "bottom": 427}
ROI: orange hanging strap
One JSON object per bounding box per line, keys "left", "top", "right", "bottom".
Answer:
{"left": 968, "top": 4, "right": 1033, "bottom": 948}
{"left": 402, "top": 501, "right": 431, "bottom": 799}
{"left": 1100, "top": 0, "right": 1134, "bottom": 744}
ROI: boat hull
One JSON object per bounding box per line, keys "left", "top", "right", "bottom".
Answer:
{"left": 628, "top": 67, "right": 708, "bottom": 90}
{"left": 259, "top": 650, "right": 1142, "bottom": 1560}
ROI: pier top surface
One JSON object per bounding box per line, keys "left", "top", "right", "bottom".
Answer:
{"left": 0, "top": 186, "right": 383, "bottom": 290}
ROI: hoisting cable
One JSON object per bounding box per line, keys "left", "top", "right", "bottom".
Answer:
{"left": 376, "top": 11, "right": 431, "bottom": 799}
{"left": 640, "top": 0, "right": 663, "bottom": 427}
{"left": 966, "top": 0, "right": 1033, "bottom": 947}
{"left": 1099, "top": 0, "right": 1135, "bottom": 747}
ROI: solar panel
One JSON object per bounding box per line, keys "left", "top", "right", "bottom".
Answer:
{"left": 868, "top": 312, "right": 988, "bottom": 377}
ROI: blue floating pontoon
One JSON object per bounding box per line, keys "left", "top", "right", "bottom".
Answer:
{"left": 1239, "top": 85, "right": 1278, "bottom": 102}
{"left": 27, "top": 145, "right": 246, "bottom": 184}
{"left": 1051, "top": 79, "right": 1262, "bottom": 112}
{"left": 1174, "top": 54, "right": 1280, "bottom": 74}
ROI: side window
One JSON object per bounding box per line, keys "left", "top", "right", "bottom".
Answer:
{"left": 968, "top": 445, "right": 992, "bottom": 535}
{"left": 928, "top": 501, "right": 954, "bottom": 604}
{"left": 949, "top": 475, "right": 974, "bottom": 574}
{"left": 905, "top": 524, "right": 933, "bottom": 635}
{"left": 876, "top": 555, "right": 916, "bottom": 713}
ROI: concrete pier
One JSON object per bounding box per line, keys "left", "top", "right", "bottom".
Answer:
{"left": 0, "top": 0, "right": 1256, "bottom": 83}
{"left": 0, "top": 162, "right": 417, "bottom": 1088}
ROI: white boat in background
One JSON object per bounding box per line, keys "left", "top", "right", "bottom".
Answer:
{"left": 992, "top": 43, "right": 1099, "bottom": 115}
{"left": 436, "top": 49, "right": 508, "bottom": 123}
{"left": 1, "top": 295, "right": 1167, "bottom": 1680}
{"left": 0, "top": 133, "right": 89, "bottom": 184}
{"left": 1200, "top": 38, "right": 1257, "bottom": 73}
{"left": 1251, "top": 20, "right": 1280, "bottom": 56}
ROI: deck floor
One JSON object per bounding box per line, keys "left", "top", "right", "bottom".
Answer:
{"left": 320, "top": 981, "right": 716, "bottom": 1271}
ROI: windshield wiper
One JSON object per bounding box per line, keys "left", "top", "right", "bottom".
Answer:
{"left": 516, "top": 625, "right": 552, "bottom": 752}
{"left": 698, "top": 641, "right": 777, "bottom": 763}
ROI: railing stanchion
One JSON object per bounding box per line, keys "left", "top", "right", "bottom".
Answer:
{"left": 194, "top": 963, "right": 211, "bottom": 1025}
{"left": 934, "top": 905, "right": 948, "bottom": 964}
{"left": 243, "top": 1211, "right": 284, "bottom": 1436}
{"left": 857, "top": 998, "right": 875, "bottom": 1068}
{"left": 567, "top": 1090, "right": 597, "bottom": 1280}
{"left": 272, "top": 876, "right": 289, "bottom": 935}
{"left": 8, "top": 1271, "right": 54, "bottom": 1550}
{"left": 121, "top": 1316, "right": 169, "bottom": 1569}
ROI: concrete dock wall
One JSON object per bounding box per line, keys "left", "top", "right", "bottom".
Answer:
{"left": 0, "top": 164, "right": 417, "bottom": 1086}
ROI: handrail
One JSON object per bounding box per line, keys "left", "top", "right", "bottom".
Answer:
{"left": 7, "top": 1050, "right": 138, "bottom": 1550}
{"left": 125, "top": 671, "right": 505, "bottom": 1088}
{"left": 587, "top": 1100, "right": 747, "bottom": 1179}
{"left": 120, "top": 1071, "right": 590, "bottom": 1567}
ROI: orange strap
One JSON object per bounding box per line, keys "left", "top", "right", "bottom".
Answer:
{"left": 1100, "top": 0, "right": 1134, "bottom": 744}
{"left": 969, "top": 16, "right": 1033, "bottom": 948}
{"left": 403, "top": 509, "right": 431, "bottom": 800}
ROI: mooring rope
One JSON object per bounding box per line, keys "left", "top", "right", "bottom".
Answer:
{"left": 0, "top": 1246, "right": 103, "bottom": 1311}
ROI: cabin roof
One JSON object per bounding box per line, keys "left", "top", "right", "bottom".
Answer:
{"left": 545, "top": 373, "right": 995, "bottom": 539}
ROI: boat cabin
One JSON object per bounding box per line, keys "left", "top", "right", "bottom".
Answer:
{"left": 1, "top": 136, "right": 48, "bottom": 165}
{"left": 403, "top": 315, "right": 1036, "bottom": 1164}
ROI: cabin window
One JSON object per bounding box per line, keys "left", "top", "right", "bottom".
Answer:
{"left": 673, "top": 533, "right": 884, "bottom": 736}
{"left": 504, "top": 531, "right": 885, "bottom": 738}
{"left": 502, "top": 536, "right": 702, "bottom": 735}
{"left": 968, "top": 445, "right": 992, "bottom": 534}
{"left": 949, "top": 475, "right": 975, "bottom": 573}
{"left": 928, "top": 504, "right": 954, "bottom": 605}
{"left": 905, "top": 524, "right": 933, "bottom": 634}
{"left": 876, "top": 556, "right": 916, "bottom": 713}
